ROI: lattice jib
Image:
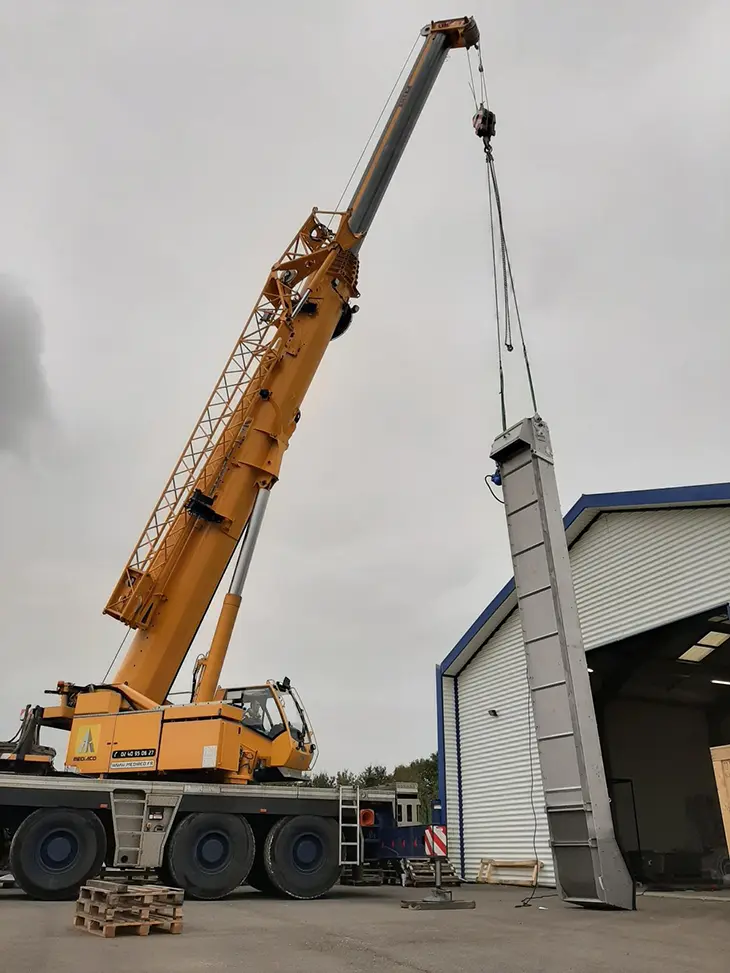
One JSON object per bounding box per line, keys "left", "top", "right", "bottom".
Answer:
{"left": 117, "top": 212, "right": 343, "bottom": 586}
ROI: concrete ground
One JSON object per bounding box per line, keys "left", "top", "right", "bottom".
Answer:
{"left": 2, "top": 883, "right": 728, "bottom": 973}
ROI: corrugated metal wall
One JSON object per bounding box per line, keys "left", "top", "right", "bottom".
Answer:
{"left": 456, "top": 611, "right": 555, "bottom": 885}
{"left": 572, "top": 508, "right": 730, "bottom": 649}
{"left": 441, "top": 505, "right": 730, "bottom": 886}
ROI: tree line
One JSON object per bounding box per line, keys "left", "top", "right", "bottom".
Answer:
{"left": 310, "top": 753, "right": 438, "bottom": 822}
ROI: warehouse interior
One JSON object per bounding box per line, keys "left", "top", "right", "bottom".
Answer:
{"left": 590, "top": 605, "right": 730, "bottom": 889}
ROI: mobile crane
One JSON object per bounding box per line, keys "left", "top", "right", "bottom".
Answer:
{"left": 0, "top": 16, "right": 480, "bottom": 902}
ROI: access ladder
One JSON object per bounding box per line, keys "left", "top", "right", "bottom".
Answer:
{"left": 338, "top": 785, "right": 361, "bottom": 866}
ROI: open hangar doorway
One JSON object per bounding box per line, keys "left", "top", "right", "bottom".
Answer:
{"left": 590, "top": 605, "right": 730, "bottom": 889}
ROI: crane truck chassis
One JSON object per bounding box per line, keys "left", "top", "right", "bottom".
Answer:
{"left": 0, "top": 771, "right": 422, "bottom": 900}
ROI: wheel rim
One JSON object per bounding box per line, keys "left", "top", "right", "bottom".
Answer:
{"left": 292, "top": 832, "right": 323, "bottom": 873}
{"left": 38, "top": 829, "right": 79, "bottom": 872}
{"left": 195, "top": 831, "right": 230, "bottom": 873}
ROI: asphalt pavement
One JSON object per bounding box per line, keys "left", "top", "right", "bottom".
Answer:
{"left": 2, "top": 882, "right": 728, "bottom": 972}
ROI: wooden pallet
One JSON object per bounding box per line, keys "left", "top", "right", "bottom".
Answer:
{"left": 74, "top": 879, "right": 184, "bottom": 938}
{"left": 73, "top": 913, "right": 182, "bottom": 938}
{"left": 476, "top": 858, "right": 543, "bottom": 887}
{"left": 711, "top": 745, "right": 730, "bottom": 857}
{"left": 84, "top": 879, "right": 185, "bottom": 905}
{"left": 76, "top": 899, "right": 184, "bottom": 921}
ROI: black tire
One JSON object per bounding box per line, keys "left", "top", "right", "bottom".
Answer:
{"left": 263, "top": 815, "right": 341, "bottom": 900}
{"left": 163, "top": 812, "right": 254, "bottom": 900}
{"left": 9, "top": 807, "right": 106, "bottom": 901}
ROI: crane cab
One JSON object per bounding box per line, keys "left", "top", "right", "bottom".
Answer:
{"left": 222, "top": 679, "right": 315, "bottom": 780}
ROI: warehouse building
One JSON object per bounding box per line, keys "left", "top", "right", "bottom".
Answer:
{"left": 436, "top": 483, "right": 730, "bottom": 888}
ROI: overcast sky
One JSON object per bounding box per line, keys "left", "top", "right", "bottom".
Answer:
{"left": 1, "top": 1, "right": 728, "bottom": 774}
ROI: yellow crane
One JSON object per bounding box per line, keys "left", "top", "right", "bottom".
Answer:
{"left": 44, "top": 13, "right": 480, "bottom": 783}
{"left": 1, "top": 16, "right": 482, "bottom": 901}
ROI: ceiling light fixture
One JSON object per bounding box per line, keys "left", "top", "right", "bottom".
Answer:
{"left": 680, "top": 644, "right": 717, "bottom": 663}
{"left": 699, "top": 631, "right": 730, "bottom": 647}
{"left": 711, "top": 679, "right": 730, "bottom": 687}
{"left": 678, "top": 631, "right": 730, "bottom": 663}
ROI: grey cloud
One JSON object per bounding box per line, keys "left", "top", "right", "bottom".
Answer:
{"left": 0, "top": 276, "right": 50, "bottom": 456}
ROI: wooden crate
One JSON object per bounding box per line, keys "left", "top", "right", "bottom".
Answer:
{"left": 711, "top": 744, "right": 730, "bottom": 855}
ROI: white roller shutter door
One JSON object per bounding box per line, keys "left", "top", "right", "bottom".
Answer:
{"left": 457, "top": 611, "right": 555, "bottom": 885}
{"left": 572, "top": 507, "right": 730, "bottom": 649}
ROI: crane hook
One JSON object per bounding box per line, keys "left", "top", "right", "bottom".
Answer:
{"left": 473, "top": 104, "right": 496, "bottom": 158}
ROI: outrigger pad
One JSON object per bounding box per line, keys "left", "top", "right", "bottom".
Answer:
{"left": 401, "top": 888, "right": 476, "bottom": 911}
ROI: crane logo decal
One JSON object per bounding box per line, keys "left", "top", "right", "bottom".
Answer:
{"left": 73, "top": 724, "right": 100, "bottom": 762}
{"left": 79, "top": 729, "right": 95, "bottom": 754}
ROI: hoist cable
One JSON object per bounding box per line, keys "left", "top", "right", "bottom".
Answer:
{"left": 493, "top": 164, "right": 513, "bottom": 354}
{"left": 505, "top": 236, "right": 539, "bottom": 415}
{"left": 487, "top": 157, "right": 539, "bottom": 415}
{"left": 487, "top": 169, "right": 508, "bottom": 432}
{"left": 475, "top": 43, "right": 490, "bottom": 109}
{"left": 467, "top": 49, "right": 480, "bottom": 110}
{"left": 471, "top": 58, "right": 539, "bottom": 431}
{"left": 328, "top": 33, "right": 421, "bottom": 227}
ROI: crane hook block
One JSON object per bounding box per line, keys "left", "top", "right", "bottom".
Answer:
{"left": 473, "top": 106, "right": 496, "bottom": 142}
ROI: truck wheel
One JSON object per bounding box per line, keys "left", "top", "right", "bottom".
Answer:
{"left": 263, "top": 815, "right": 341, "bottom": 900}
{"left": 9, "top": 808, "right": 106, "bottom": 901}
{"left": 163, "top": 812, "right": 254, "bottom": 900}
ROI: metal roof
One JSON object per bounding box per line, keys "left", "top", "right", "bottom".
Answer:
{"left": 439, "top": 482, "right": 730, "bottom": 677}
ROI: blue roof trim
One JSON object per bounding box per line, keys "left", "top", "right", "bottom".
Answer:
{"left": 440, "top": 578, "right": 515, "bottom": 674}
{"left": 563, "top": 481, "right": 730, "bottom": 526}
{"left": 439, "top": 481, "right": 730, "bottom": 673}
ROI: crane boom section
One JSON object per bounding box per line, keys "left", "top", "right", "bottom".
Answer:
{"left": 101, "top": 17, "right": 479, "bottom": 705}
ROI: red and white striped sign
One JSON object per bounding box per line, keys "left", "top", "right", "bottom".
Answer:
{"left": 424, "top": 825, "right": 447, "bottom": 858}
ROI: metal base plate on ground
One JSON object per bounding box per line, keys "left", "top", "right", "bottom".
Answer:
{"left": 401, "top": 888, "right": 475, "bottom": 911}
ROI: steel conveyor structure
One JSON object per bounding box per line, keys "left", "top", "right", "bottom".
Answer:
{"left": 491, "top": 416, "right": 635, "bottom": 910}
